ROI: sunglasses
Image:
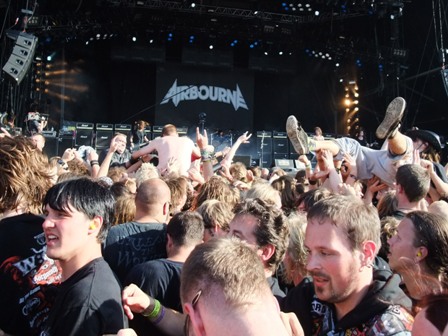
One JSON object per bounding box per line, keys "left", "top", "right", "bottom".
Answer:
{"left": 57, "top": 159, "right": 68, "bottom": 171}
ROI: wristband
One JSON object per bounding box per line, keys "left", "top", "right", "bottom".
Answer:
{"left": 349, "top": 174, "right": 358, "bottom": 181}
{"left": 142, "top": 299, "right": 161, "bottom": 319}
{"left": 90, "top": 160, "right": 99, "bottom": 166}
{"left": 200, "top": 148, "right": 214, "bottom": 162}
{"left": 153, "top": 306, "right": 166, "bottom": 325}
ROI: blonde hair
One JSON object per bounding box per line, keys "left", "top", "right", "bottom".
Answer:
{"left": 284, "top": 212, "right": 308, "bottom": 284}
{"left": 113, "top": 195, "right": 136, "bottom": 226}
{"left": 135, "top": 163, "right": 159, "bottom": 187}
{"left": 196, "top": 200, "right": 233, "bottom": 232}
{"left": 244, "top": 183, "right": 281, "bottom": 207}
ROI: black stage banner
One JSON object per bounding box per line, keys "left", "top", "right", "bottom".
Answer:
{"left": 155, "top": 64, "right": 254, "bottom": 133}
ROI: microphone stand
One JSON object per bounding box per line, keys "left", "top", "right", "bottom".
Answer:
{"left": 260, "top": 132, "right": 265, "bottom": 168}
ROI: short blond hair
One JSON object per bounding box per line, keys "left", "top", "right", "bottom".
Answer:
{"left": 181, "top": 238, "right": 270, "bottom": 309}
{"left": 196, "top": 200, "right": 233, "bottom": 232}
{"left": 135, "top": 163, "right": 159, "bottom": 187}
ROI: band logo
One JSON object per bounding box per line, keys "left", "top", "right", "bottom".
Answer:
{"left": 161, "top": 79, "right": 249, "bottom": 111}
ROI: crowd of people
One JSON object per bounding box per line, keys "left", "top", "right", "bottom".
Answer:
{"left": 1, "top": 96, "right": 448, "bottom": 335}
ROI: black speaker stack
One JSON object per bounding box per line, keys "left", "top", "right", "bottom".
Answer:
{"left": 75, "top": 122, "right": 94, "bottom": 147}
{"left": 95, "top": 123, "right": 114, "bottom": 149}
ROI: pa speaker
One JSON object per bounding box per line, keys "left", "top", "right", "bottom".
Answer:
{"left": 115, "top": 124, "right": 131, "bottom": 135}
{"left": 75, "top": 122, "right": 93, "bottom": 147}
{"left": 75, "top": 129, "right": 93, "bottom": 147}
{"left": 2, "top": 32, "right": 37, "bottom": 84}
{"left": 177, "top": 126, "right": 188, "bottom": 136}
{"left": 43, "top": 136, "right": 58, "bottom": 158}
{"left": 58, "top": 136, "right": 75, "bottom": 156}
{"left": 256, "top": 131, "right": 272, "bottom": 154}
{"left": 274, "top": 153, "right": 290, "bottom": 160}
{"left": 273, "top": 131, "right": 289, "bottom": 154}
{"left": 258, "top": 154, "right": 273, "bottom": 168}
{"left": 152, "top": 126, "right": 163, "bottom": 139}
{"left": 95, "top": 123, "right": 113, "bottom": 149}
{"left": 96, "top": 130, "right": 113, "bottom": 149}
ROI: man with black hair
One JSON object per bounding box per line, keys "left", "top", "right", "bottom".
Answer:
{"left": 124, "top": 211, "right": 204, "bottom": 336}
{"left": 394, "top": 164, "right": 430, "bottom": 220}
{"left": 40, "top": 177, "right": 128, "bottom": 335}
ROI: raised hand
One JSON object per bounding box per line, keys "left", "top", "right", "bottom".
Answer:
{"left": 320, "top": 149, "right": 335, "bottom": 170}
{"left": 87, "top": 148, "right": 99, "bottom": 161}
{"left": 122, "top": 284, "right": 151, "bottom": 320}
{"left": 0, "top": 127, "right": 12, "bottom": 139}
{"left": 237, "top": 131, "right": 252, "bottom": 143}
{"left": 342, "top": 152, "right": 356, "bottom": 173}
{"left": 196, "top": 127, "right": 208, "bottom": 149}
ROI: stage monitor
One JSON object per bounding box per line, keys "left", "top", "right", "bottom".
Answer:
{"left": 275, "top": 159, "right": 294, "bottom": 169}
{"left": 295, "top": 160, "right": 309, "bottom": 170}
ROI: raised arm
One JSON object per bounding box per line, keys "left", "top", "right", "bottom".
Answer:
{"left": 221, "top": 131, "right": 252, "bottom": 169}
{"left": 97, "top": 136, "right": 120, "bottom": 178}
{"left": 196, "top": 127, "right": 213, "bottom": 181}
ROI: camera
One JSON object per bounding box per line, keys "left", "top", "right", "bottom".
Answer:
{"left": 26, "top": 112, "right": 45, "bottom": 122}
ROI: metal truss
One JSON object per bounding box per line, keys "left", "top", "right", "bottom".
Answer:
{"left": 105, "top": 0, "right": 369, "bottom": 24}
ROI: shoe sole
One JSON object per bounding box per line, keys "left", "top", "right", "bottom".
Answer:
{"left": 375, "top": 97, "right": 406, "bottom": 139}
{"left": 286, "top": 116, "right": 309, "bottom": 155}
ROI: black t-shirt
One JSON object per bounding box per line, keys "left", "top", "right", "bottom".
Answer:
{"left": 126, "top": 259, "right": 183, "bottom": 311}
{"left": 0, "top": 213, "right": 61, "bottom": 335}
{"left": 132, "top": 130, "right": 146, "bottom": 146}
{"left": 124, "top": 259, "right": 183, "bottom": 336}
{"left": 103, "top": 222, "right": 167, "bottom": 284}
{"left": 40, "top": 257, "right": 128, "bottom": 336}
